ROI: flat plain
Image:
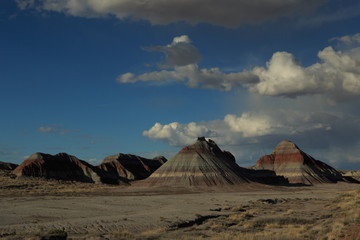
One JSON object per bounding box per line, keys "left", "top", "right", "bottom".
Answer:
{"left": 1, "top": 169, "right": 360, "bottom": 240}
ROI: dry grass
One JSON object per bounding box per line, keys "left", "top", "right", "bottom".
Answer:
{"left": 322, "top": 190, "right": 360, "bottom": 240}
{"left": 1, "top": 228, "right": 68, "bottom": 240}
{"left": 0, "top": 169, "right": 119, "bottom": 197}
{"left": 195, "top": 231, "right": 304, "bottom": 240}
{"left": 1, "top": 169, "right": 359, "bottom": 240}
{"left": 111, "top": 230, "right": 135, "bottom": 239}
{"left": 140, "top": 227, "right": 167, "bottom": 237}
{"left": 144, "top": 190, "right": 360, "bottom": 240}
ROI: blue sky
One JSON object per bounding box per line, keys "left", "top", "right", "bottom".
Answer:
{"left": 1, "top": 0, "right": 360, "bottom": 169}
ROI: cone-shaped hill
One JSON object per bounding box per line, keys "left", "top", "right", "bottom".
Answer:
{"left": 254, "top": 140, "right": 344, "bottom": 185}
{"left": 13, "top": 152, "right": 102, "bottom": 183}
{"left": 139, "top": 137, "right": 251, "bottom": 187}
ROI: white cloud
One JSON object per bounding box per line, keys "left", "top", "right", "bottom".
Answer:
{"left": 117, "top": 64, "right": 258, "bottom": 90}
{"left": 332, "top": 33, "right": 360, "bottom": 45}
{"left": 88, "top": 158, "right": 101, "bottom": 164}
{"left": 146, "top": 35, "right": 202, "bottom": 68}
{"left": 231, "top": 41, "right": 360, "bottom": 102}
{"left": 143, "top": 109, "right": 360, "bottom": 168}
{"left": 143, "top": 110, "right": 341, "bottom": 147}
{"left": 118, "top": 33, "right": 360, "bottom": 104}
{"left": 117, "top": 35, "right": 258, "bottom": 89}
{"left": 143, "top": 122, "right": 216, "bottom": 147}
{"left": 15, "top": 0, "right": 326, "bottom": 27}
{"left": 224, "top": 113, "right": 282, "bottom": 138}
{"left": 249, "top": 51, "right": 321, "bottom": 97}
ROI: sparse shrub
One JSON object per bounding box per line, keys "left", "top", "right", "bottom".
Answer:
{"left": 230, "top": 206, "right": 246, "bottom": 212}
{"left": 141, "top": 227, "right": 167, "bottom": 237}
{"left": 286, "top": 209, "right": 294, "bottom": 215}
{"left": 210, "top": 222, "right": 228, "bottom": 233}
{"left": 251, "top": 217, "right": 314, "bottom": 229}
{"left": 112, "top": 230, "right": 134, "bottom": 239}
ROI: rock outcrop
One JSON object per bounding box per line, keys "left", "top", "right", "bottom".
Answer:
{"left": 338, "top": 170, "right": 360, "bottom": 182}
{"left": 254, "top": 140, "right": 344, "bottom": 185}
{"left": 13, "top": 152, "right": 102, "bottom": 183}
{"left": 98, "top": 154, "right": 167, "bottom": 183}
{"left": 140, "top": 137, "right": 251, "bottom": 187}
{"left": 0, "top": 161, "right": 18, "bottom": 170}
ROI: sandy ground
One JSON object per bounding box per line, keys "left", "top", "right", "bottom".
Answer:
{"left": 1, "top": 178, "right": 360, "bottom": 240}
{"left": 1, "top": 169, "right": 360, "bottom": 239}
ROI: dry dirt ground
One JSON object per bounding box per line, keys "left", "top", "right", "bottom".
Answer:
{"left": 1, "top": 169, "right": 360, "bottom": 240}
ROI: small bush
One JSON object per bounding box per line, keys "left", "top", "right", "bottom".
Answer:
{"left": 112, "top": 230, "right": 134, "bottom": 239}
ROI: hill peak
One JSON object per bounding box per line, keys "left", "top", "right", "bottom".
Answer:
{"left": 272, "top": 140, "right": 301, "bottom": 154}
{"left": 180, "top": 137, "right": 221, "bottom": 154}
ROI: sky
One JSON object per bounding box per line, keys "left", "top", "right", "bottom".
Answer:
{"left": 1, "top": 0, "right": 360, "bottom": 170}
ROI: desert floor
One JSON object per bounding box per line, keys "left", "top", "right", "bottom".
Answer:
{"left": 1, "top": 170, "right": 360, "bottom": 240}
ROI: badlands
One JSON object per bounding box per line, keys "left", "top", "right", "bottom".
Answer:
{"left": 0, "top": 138, "right": 360, "bottom": 240}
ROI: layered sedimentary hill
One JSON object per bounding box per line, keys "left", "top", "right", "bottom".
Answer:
{"left": 339, "top": 170, "right": 360, "bottom": 182}
{"left": 13, "top": 152, "right": 102, "bottom": 183}
{"left": 98, "top": 154, "right": 167, "bottom": 183}
{"left": 254, "top": 140, "right": 344, "bottom": 185}
{"left": 0, "top": 161, "right": 18, "bottom": 170}
{"left": 140, "top": 137, "right": 251, "bottom": 187}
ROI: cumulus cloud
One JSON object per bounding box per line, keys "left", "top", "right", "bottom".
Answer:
{"left": 143, "top": 110, "right": 346, "bottom": 147}
{"left": 143, "top": 122, "right": 217, "bottom": 147}
{"left": 117, "top": 35, "right": 258, "bottom": 90}
{"left": 143, "top": 108, "right": 360, "bottom": 169}
{"left": 332, "top": 33, "right": 360, "bottom": 45}
{"left": 118, "top": 33, "right": 360, "bottom": 103}
{"left": 224, "top": 113, "right": 284, "bottom": 138}
{"left": 37, "top": 125, "right": 79, "bottom": 134}
{"left": 118, "top": 64, "right": 258, "bottom": 90}
{"left": 88, "top": 158, "right": 101, "bottom": 164}
{"left": 250, "top": 43, "right": 360, "bottom": 102}
{"left": 146, "top": 35, "right": 202, "bottom": 68}
{"left": 331, "top": 33, "right": 360, "bottom": 52}
{"left": 15, "top": 0, "right": 327, "bottom": 27}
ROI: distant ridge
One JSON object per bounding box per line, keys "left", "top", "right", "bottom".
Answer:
{"left": 13, "top": 152, "right": 102, "bottom": 183}
{"left": 98, "top": 153, "right": 166, "bottom": 183}
{"left": 0, "top": 161, "right": 18, "bottom": 170}
{"left": 12, "top": 152, "right": 167, "bottom": 184}
{"left": 9, "top": 139, "right": 358, "bottom": 187}
{"left": 139, "top": 137, "right": 252, "bottom": 187}
{"left": 254, "top": 140, "right": 344, "bottom": 185}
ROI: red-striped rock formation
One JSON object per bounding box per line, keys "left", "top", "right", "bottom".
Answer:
{"left": 12, "top": 152, "right": 102, "bottom": 183}
{"left": 98, "top": 154, "right": 167, "bottom": 183}
{"left": 254, "top": 140, "right": 343, "bottom": 185}
{"left": 140, "top": 137, "right": 251, "bottom": 187}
